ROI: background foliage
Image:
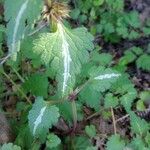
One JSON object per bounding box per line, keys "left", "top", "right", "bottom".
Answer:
{"left": 0, "top": 0, "right": 150, "bottom": 149}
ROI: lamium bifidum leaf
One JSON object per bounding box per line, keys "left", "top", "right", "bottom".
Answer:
{"left": 136, "top": 54, "right": 150, "bottom": 71}
{"left": 79, "top": 86, "right": 102, "bottom": 110}
{"left": 88, "top": 66, "right": 121, "bottom": 92}
{"left": 4, "top": 0, "right": 43, "bottom": 59}
{"left": 0, "top": 143, "right": 21, "bottom": 150}
{"left": 23, "top": 73, "right": 49, "bottom": 97}
{"left": 106, "top": 134, "right": 125, "bottom": 150}
{"left": 28, "top": 97, "right": 60, "bottom": 137}
{"left": 130, "top": 112, "right": 150, "bottom": 136}
{"left": 33, "top": 22, "right": 94, "bottom": 97}
{"left": 46, "top": 133, "right": 61, "bottom": 149}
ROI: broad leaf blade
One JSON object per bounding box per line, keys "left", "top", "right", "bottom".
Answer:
{"left": 130, "top": 112, "right": 150, "bottom": 136}
{"left": 89, "top": 66, "right": 121, "bottom": 92}
{"left": 0, "top": 143, "right": 21, "bottom": 150}
{"left": 33, "top": 23, "right": 94, "bottom": 97}
{"left": 4, "top": 0, "right": 43, "bottom": 59}
{"left": 28, "top": 97, "right": 60, "bottom": 136}
{"left": 106, "top": 134, "right": 125, "bottom": 150}
{"left": 23, "top": 73, "right": 49, "bottom": 97}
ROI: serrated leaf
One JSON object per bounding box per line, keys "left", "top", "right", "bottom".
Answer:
{"left": 23, "top": 73, "right": 48, "bottom": 97}
{"left": 119, "top": 51, "right": 136, "bottom": 66}
{"left": 111, "top": 75, "right": 137, "bottom": 112}
{"left": 124, "top": 11, "right": 141, "bottom": 28}
{"left": 130, "top": 112, "right": 150, "bottom": 136}
{"left": 21, "top": 36, "right": 42, "bottom": 67}
{"left": 46, "top": 133, "right": 61, "bottom": 148}
{"left": 89, "top": 66, "right": 121, "bottom": 92}
{"left": 28, "top": 97, "right": 60, "bottom": 136}
{"left": 15, "top": 125, "right": 33, "bottom": 149}
{"left": 71, "top": 136, "right": 92, "bottom": 150}
{"left": 79, "top": 86, "right": 102, "bottom": 110}
{"left": 93, "top": 0, "right": 104, "bottom": 6}
{"left": 4, "top": 0, "right": 43, "bottom": 59}
{"left": 91, "top": 52, "right": 113, "bottom": 66}
{"left": 58, "top": 101, "right": 83, "bottom": 123}
{"left": 120, "top": 86, "right": 137, "bottom": 112}
{"left": 85, "top": 125, "right": 96, "bottom": 138}
{"left": 106, "top": 134, "right": 125, "bottom": 150}
{"left": 104, "top": 93, "right": 119, "bottom": 108}
{"left": 0, "top": 143, "right": 21, "bottom": 150}
{"left": 136, "top": 54, "right": 150, "bottom": 71}
{"left": 130, "top": 137, "right": 148, "bottom": 150}
{"left": 33, "top": 23, "right": 94, "bottom": 97}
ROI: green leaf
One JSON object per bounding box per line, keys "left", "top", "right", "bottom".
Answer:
{"left": 70, "top": 8, "right": 80, "bottom": 20}
{"left": 21, "top": 36, "right": 42, "bottom": 68}
{"left": 93, "top": 0, "right": 104, "bottom": 6}
{"left": 15, "top": 125, "right": 34, "bottom": 150}
{"left": 140, "top": 91, "right": 150, "bottom": 101}
{"left": 0, "top": 143, "right": 21, "bottom": 150}
{"left": 111, "top": 75, "right": 137, "bottom": 112}
{"left": 33, "top": 23, "right": 94, "bottom": 97}
{"left": 79, "top": 86, "right": 102, "bottom": 110}
{"left": 129, "top": 136, "right": 148, "bottom": 150}
{"left": 120, "top": 85, "right": 137, "bottom": 112}
{"left": 136, "top": 54, "right": 150, "bottom": 71}
{"left": 119, "top": 51, "right": 136, "bottom": 66}
{"left": 128, "top": 30, "right": 140, "bottom": 39}
{"left": 136, "top": 100, "right": 145, "bottom": 111}
{"left": 130, "top": 112, "right": 150, "bottom": 136}
{"left": 85, "top": 125, "right": 96, "bottom": 138}
{"left": 130, "top": 46, "right": 143, "bottom": 56}
{"left": 89, "top": 66, "right": 121, "bottom": 92}
{"left": 23, "top": 73, "right": 48, "bottom": 97}
{"left": 71, "top": 136, "right": 92, "bottom": 150}
{"left": 116, "top": 26, "right": 128, "bottom": 38}
{"left": 104, "top": 93, "right": 119, "bottom": 108}
{"left": 106, "top": 0, "right": 124, "bottom": 11}
{"left": 4, "top": 0, "right": 43, "bottom": 59}
{"left": 106, "top": 134, "right": 125, "bottom": 150}
{"left": 58, "top": 101, "right": 83, "bottom": 123}
{"left": 86, "top": 146, "right": 97, "bottom": 150}
{"left": 124, "top": 11, "right": 141, "bottom": 28}
{"left": 46, "top": 133, "right": 61, "bottom": 149}
{"left": 91, "top": 52, "right": 113, "bottom": 66}
{"left": 28, "top": 97, "right": 60, "bottom": 137}
{"left": 143, "top": 27, "right": 150, "bottom": 36}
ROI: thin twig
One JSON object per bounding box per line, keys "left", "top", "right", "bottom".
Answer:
{"left": 0, "top": 54, "right": 11, "bottom": 65}
{"left": 111, "top": 107, "right": 117, "bottom": 134}
{"left": 116, "top": 107, "right": 150, "bottom": 123}
{"left": 86, "top": 110, "right": 101, "bottom": 120}
{"left": 115, "top": 114, "right": 129, "bottom": 123}
{"left": 12, "top": 67, "right": 25, "bottom": 83}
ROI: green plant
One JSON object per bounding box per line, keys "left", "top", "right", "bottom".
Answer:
{"left": 0, "top": 0, "right": 150, "bottom": 149}
{"left": 70, "top": 0, "right": 145, "bottom": 43}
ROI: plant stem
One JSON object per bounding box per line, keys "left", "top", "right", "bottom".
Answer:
{"left": 111, "top": 107, "right": 117, "bottom": 134}
{"left": 2, "top": 70, "right": 31, "bottom": 105}
{"left": 71, "top": 100, "right": 77, "bottom": 131}
{"left": 47, "top": 98, "right": 67, "bottom": 105}
{"left": 86, "top": 108, "right": 104, "bottom": 120}
{"left": 12, "top": 67, "right": 25, "bottom": 83}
